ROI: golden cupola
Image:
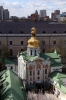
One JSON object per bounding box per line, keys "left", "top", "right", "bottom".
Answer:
{"left": 28, "top": 27, "right": 40, "bottom": 48}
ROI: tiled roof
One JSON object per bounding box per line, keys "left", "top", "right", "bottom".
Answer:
{"left": 49, "top": 71, "right": 66, "bottom": 94}
{"left": 1, "top": 69, "right": 27, "bottom": 100}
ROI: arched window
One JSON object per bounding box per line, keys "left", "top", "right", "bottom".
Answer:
{"left": 20, "top": 31, "right": 24, "bottom": 34}
{"left": 31, "top": 50, "right": 32, "bottom": 55}
{"left": 11, "top": 66, "right": 13, "bottom": 70}
{"left": 53, "top": 31, "right": 57, "bottom": 33}
{"left": 42, "top": 31, "right": 46, "bottom": 33}
{"left": 9, "top": 31, "right": 13, "bottom": 33}
{"left": 35, "top": 50, "right": 36, "bottom": 56}
{"left": 64, "top": 31, "right": 66, "bottom": 33}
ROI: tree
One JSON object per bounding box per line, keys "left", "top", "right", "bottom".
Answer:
{"left": 13, "top": 17, "right": 19, "bottom": 22}
{"left": 46, "top": 47, "right": 61, "bottom": 54}
{"left": 0, "top": 46, "right": 9, "bottom": 97}
{"left": 0, "top": 46, "right": 10, "bottom": 68}
{"left": 58, "top": 38, "right": 66, "bottom": 64}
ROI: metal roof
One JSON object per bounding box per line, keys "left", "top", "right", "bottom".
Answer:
{"left": 0, "top": 21, "right": 66, "bottom": 34}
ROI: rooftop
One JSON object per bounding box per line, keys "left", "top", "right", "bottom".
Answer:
{"left": 0, "top": 58, "right": 15, "bottom": 64}
{"left": 0, "top": 22, "right": 66, "bottom": 34}
{"left": 1, "top": 69, "right": 27, "bottom": 100}
{"left": 49, "top": 71, "right": 66, "bottom": 94}
{"left": 20, "top": 51, "right": 63, "bottom": 67}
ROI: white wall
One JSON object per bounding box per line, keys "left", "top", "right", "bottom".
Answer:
{"left": 51, "top": 66, "right": 62, "bottom": 72}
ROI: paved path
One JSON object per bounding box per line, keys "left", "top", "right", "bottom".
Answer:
{"left": 27, "top": 91, "right": 61, "bottom": 100}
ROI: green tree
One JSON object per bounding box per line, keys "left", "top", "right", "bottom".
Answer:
{"left": 0, "top": 46, "right": 9, "bottom": 97}
{"left": 46, "top": 47, "right": 61, "bottom": 54}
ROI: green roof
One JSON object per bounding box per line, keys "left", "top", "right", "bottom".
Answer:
{"left": 0, "top": 58, "right": 15, "bottom": 64}
{"left": 49, "top": 71, "right": 66, "bottom": 94}
{"left": 21, "top": 51, "right": 63, "bottom": 67}
{"left": 22, "top": 52, "right": 38, "bottom": 61}
{"left": 40, "top": 53, "right": 63, "bottom": 67}
{"left": 5, "top": 59, "right": 15, "bottom": 64}
{"left": 1, "top": 69, "right": 27, "bottom": 100}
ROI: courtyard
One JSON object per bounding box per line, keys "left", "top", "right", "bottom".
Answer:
{"left": 27, "top": 91, "right": 61, "bottom": 100}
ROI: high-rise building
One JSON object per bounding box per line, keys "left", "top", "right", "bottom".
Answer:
{"left": 0, "top": 6, "right": 4, "bottom": 20}
{"left": 3, "top": 9, "right": 9, "bottom": 20}
{"left": 51, "top": 10, "right": 60, "bottom": 20}
{"left": 54, "top": 10, "right": 60, "bottom": 15}
{"left": 40, "top": 10, "right": 46, "bottom": 18}
{"left": 0, "top": 6, "right": 9, "bottom": 20}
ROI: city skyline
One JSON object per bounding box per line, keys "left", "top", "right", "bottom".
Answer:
{"left": 0, "top": 0, "right": 66, "bottom": 17}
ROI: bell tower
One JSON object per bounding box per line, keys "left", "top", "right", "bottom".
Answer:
{"left": 27, "top": 27, "right": 40, "bottom": 56}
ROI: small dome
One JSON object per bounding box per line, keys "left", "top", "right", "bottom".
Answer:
{"left": 31, "top": 27, "right": 36, "bottom": 34}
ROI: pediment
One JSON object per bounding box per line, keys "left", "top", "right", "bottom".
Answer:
{"left": 34, "top": 57, "right": 44, "bottom": 64}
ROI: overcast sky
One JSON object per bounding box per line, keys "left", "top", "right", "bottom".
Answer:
{"left": 0, "top": 0, "right": 66, "bottom": 17}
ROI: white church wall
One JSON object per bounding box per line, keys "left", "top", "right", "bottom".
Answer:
{"left": 27, "top": 47, "right": 40, "bottom": 56}
{"left": 18, "top": 55, "right": 26, "bottom": 80}
{"left": 51, "top": 66, "right": 62, "bottom": 72}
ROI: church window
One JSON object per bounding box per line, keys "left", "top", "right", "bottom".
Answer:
{"left": 11, "top": 66, "right": 13, "bottom": 70}
{"left": 37, "top": 70, "right": 40, "bottom": 75}
{"left": 35, "top": 50, "right": 36, "bottom": 56}
{"left": 37, "top": 76, "right": 40, "bottom": 79}
{"left": 31, "top": 50, "right": 32, "bottom": 55}
{"left": 33, "top": 70, "right": 35, "bottom": 75}
{"left": 45, "top": 69, "right": 47, "bottom": 74}
{"left": 30, "top": 71, "right": 32, "bottom": 76}
{"left": 30, "top": 77, "right": 32, "bottom": 81}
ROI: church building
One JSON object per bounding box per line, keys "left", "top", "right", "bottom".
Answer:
{"left": 17, "top": 27, "right": 63, "bottom": 85}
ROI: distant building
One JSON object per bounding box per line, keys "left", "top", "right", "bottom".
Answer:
{"left": 54, "top": 10, "right": 60, "bottom": 15}
{"left": 28, "top": 10, "right": 39, "bottom": 20}
{"left": 44, "top": 16, "right": 49, "bottom": 21}
{"left": 0, "top": 6, "right": 4, "bottom": 20}
{"left": 0, "top": 6, "right": 9, "bottom": 20}
{"left": 58, "top": 12, "right": 66, "bottom": 21}
{"left": 3, "top": 9, "right": 9, "bottom": 20}
{"left": 40, "top": 10, "right": 46, "bottom": 18}
{"left": 35, "top": 10, "right": 38, "bottom": 15}
{"left": 51, "top": 10, "right": 60, "bottom": 20}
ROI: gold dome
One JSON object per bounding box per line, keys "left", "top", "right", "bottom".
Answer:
{"left": 28, "top": 27, "right": 40, "bottom": 48}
